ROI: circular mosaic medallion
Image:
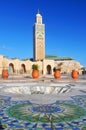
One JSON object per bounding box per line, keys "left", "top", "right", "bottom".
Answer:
{"left": 32, "top": 105, "right": 61, "bottom": 113}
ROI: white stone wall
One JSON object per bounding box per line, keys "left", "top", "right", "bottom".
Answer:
{"left": 0, "top": 55, "right": 83, "bottom": 75}
{"left": 59, "top": 60, "right": 83, "bottom": 74}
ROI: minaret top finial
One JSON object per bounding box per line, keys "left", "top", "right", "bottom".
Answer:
{"left": 38, "top": 9, "right": 40, "bottom": 14}
{"left": 36, "top": 9, "right": 42, "bottom": 17}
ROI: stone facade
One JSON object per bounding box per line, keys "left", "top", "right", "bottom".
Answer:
{"left": 0, "top": 55, "right": 83, "bottom": 76}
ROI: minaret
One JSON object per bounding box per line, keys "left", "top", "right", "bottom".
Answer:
{"left": 33, "top": 11, "right": 45, "bottom": 61}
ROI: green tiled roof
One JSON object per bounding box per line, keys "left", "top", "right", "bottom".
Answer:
{"left": 45, "top": 55, "right": 73, "bottom": 60}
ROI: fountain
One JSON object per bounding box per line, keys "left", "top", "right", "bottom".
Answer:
{"left": 0, "top": 82, "right": 71, "bottom": 95}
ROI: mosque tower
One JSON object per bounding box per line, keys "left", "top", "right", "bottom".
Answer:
{"left": 33, "top": 11, "right": 45, "bottom": 61}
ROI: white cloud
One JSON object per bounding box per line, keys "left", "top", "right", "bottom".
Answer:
{"left": 0, "top": 45, "right": 13, "bottom": 50}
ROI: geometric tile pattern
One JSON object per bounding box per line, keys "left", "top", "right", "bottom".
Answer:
{"left": 0, "top": 95, "right": 86, "bottom": 129}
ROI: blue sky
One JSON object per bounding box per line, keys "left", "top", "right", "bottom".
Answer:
{"left": 0, "top": 0, "right": 86, "bottom": 67}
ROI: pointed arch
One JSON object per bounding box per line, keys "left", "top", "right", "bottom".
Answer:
{"left": 46, "top": 65, "right": 51, "bottom": 74}
{"left": 21, "top": 64, "right": 26, "bottom": 74}
{"left": 9, "top": 63, "right": 15, "bottom": 74}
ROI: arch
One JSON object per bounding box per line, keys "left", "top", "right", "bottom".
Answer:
{"left": 21, "top": 64, "right": 26, "bottom": 74}
{"left": 9, "top": 63, "right": 15, "bottom": 74}
{"left": 46, "top": 65, "right": 51, "bottom": 74}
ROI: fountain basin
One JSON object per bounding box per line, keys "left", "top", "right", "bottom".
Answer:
{"left": 0, "top": 82, "right": 71, "bottom": 95}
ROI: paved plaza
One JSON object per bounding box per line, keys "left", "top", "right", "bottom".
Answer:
{"left": 0, "top": 75, "right": 86, "bottom": 130}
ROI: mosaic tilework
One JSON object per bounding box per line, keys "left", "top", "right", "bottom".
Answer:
{"left": 0, "top": 95, "right": 86, "bottom": 129}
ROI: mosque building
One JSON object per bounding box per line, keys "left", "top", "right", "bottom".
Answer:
{"left": 0, "top": 11, "right": 83, "bottom": 76}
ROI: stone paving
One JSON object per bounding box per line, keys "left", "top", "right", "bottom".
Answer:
{"left": 0, "top": 75, "right": 86, "bottom": 130}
